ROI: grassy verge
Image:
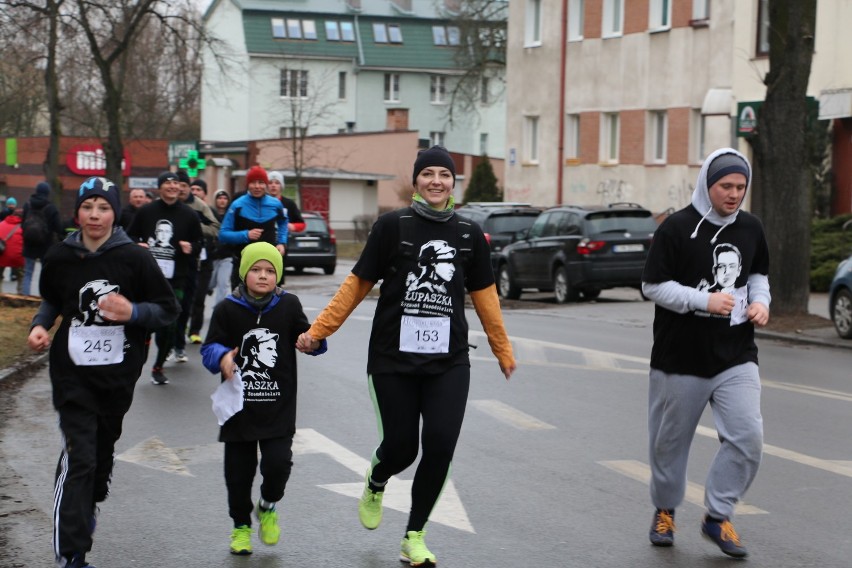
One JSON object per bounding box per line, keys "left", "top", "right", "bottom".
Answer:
{"left": 337, "top": 240, "right": 366, "bottom": 260}
{"left": 0, "top": 297, "right": 40, "bottom": 370}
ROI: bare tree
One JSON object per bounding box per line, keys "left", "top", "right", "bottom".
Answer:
{"left": 749, "top": 0, "right": 817, "bottom": 316}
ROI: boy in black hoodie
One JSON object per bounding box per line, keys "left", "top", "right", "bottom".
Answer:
{"left": 201, "top": 241, "right": 326, "bottom": 556}
{"left": 28, "top": 177, "right": 180, "bottom": 568}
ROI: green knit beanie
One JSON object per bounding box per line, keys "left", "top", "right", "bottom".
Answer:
{"left": 239, "top": 242, "right": 283, "bottom": 284}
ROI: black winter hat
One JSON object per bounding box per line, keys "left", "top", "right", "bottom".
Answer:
{"left": 412, "top": 146, "right": 456, "bottom": 185}
{"left": 157, "top": 171, "right": 178, "bottom": 188}
{"left": 75, "top": 177, "right": 121, "bottom": 222}
{"left": 176, "top": 170, "right": 191, "bottom": 184}
{"left": 191, "top": 179, "right": 208, "bottom": 194}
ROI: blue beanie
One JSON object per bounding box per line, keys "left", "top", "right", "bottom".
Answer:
{"left": 6, "top": 197, "right": 16, "bottom": 207}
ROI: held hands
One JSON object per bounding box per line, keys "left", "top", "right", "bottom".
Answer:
{"left": 97, "top": 293, "right": 133, "bottom": 323}
{"left": 220, "top": 347, "right": 239, "bottom": 380}
{"left": 27, "top": 326, "right": 51, "bottom": 352}
{"left": 296, "top": 332, "right": 320, "bottom": 353}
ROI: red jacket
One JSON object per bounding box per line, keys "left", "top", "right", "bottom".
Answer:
{"left": 0, "top": 214, "right": 24, "bottom": 268}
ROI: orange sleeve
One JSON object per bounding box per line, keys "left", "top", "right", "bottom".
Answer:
{"left": 469, "top": 284, "right": 515, "bottom": 371}
{"left": 307, "top": 273, "right": 375, "bottom": 340}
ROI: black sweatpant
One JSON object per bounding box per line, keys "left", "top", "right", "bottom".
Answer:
{"left": 53, "top": 402, "right": 124, "bottom": 561}
{"left": 368, "top": 366, "right": 470, "bottom": 533}
{"left": 189, "top": 259, "right": 213, "bottom": 336}
{"left": 224, "top": 436, "right": 294, "bottom": 527}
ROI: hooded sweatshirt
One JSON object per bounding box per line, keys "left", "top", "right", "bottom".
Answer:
{"left": 32, "top": 228, "right": 180, "bottom": 414}
{"left": 641, "top": 147, "right": 771, "bottom": 377}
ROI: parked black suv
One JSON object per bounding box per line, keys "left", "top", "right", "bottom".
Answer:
{"left": 457, "top": 202, "right": 543, "bottom": 274}
{"left": 495, "top": 203, "right": 658, "bottom": 303}
{"left": 287, "top": 212, "right": 337, "bottom": 275}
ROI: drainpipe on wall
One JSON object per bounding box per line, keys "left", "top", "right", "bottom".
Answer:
{"left": 556, "top": 0, "right": 569, "bottom": 206}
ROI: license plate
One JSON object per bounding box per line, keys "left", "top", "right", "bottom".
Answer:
{"left": 297, "top": 241, "right": 319, "bottom": 248}
{"left": 612, "top": 244, "right": 644, "bottom": 253}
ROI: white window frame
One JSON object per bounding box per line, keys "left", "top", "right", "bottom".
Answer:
{"left": 602, "top": 0, "right": 624, "bottom": 38}
{"left": 373, "top": 22, "right": 388, "bottom": 43}
{"left": 272, "top": 18, "right": 286, "bottom": 38}
{"left": 525, "top": 0, "right": 542, "bottom": 47}
{"left": 280, "top": 69, "right": 308, "bottom": 99}
{"left": 325, "top": 21, "right": 340, "bottom": 41}
{"left": 647, "top": 110, "right": 667, "bottom": 163}
{"left": 649, "top": 0, "right": 671, "bottom": 32}
{"left": 692, "top": 0, "right": 709, "bottom": 21}
{"left": 384, "top": 73, "right": 400, "bottom": 103}
{"left": 338, "top": 71, "right": 347, "bottom": 100}
{"left": 690, "top": 109, "right": 706, "bottom": 163}
{"left": 756, "top": 0, "right": 769, "bottom": 56}
{"left": 568, "top": 0, "right": 584, "bottom": 41}
{"left": 340, "top": 21, "right": 355, "bottom": 41}
{"left": 479, "top": 132, "right": 489, "bottom": 156}
{"left": 279, "top": 126, "right": 308, "bottom": 138}
{"left": 430, "top": 131, "right": 445, "bottom": 147}
{"left": 600, "top": 112, "right": 620, "bottom": 164}
{"left": 524, "top": 115, "right": 540, "bottom": 163}
{"left": 566, "top": 113, "right": 580, "bottom": 159}
{"left": 430, "top": 75, "right": 447, "bottom": 104}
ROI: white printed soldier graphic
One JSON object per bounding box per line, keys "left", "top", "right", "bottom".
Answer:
{"left": 697, "top": 243, "right": 748, "bottom": 325}
{"left": 400, "top": 240, "right": 457, "bottom": 353}
{"left": 239, "top": 328, "right": 281, "bottom": 402}
{"left": 147, "top": 219, "right": 177, "bottom": 278}
{"left": 68, "top": 279, "right": 126, "bottom": 365}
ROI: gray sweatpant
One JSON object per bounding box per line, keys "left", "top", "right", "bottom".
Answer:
{"left": 648, "top": 362, "right": 763, "bottom": 520}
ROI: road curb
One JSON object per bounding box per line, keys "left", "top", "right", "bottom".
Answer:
{"left": 0, "top": 352, "right": 48, "bottom": 384}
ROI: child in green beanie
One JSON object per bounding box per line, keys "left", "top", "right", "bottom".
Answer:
{"left": 201, "top": 241, "right": 326, "bottom": 555}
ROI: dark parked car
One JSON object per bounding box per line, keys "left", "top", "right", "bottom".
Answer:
{"left": 457, "top": 203, "right": 543, "bottom": 273}
{"left": 495, "top": 203, "right": 658, "bottom": 303}
{"left": 829, "top": 254, "right": 852, "bottom": 339}
{"left": 287, "top": 212, "right": 337, "bottom": 275}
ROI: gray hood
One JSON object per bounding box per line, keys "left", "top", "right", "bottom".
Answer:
{"left": 689, "top": 147, "right": 752, "bottom": 243}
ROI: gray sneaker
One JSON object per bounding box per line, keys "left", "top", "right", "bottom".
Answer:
{"left": 174, "top": 349, "right": 188, "bottom": 363}
{"left": 151, "top": 367, "right": 169, "bottom": 385}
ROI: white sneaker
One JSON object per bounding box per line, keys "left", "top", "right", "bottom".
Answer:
{"left": 174, "top": 349, "right": 188, "bottom": 363}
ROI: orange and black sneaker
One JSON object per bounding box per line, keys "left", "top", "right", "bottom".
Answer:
{"left": 701, "top": 515, "right": 748, "bottom": 558}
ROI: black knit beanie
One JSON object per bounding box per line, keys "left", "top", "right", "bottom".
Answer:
{"left": 707, "top": 153, "right": 749, "bottom": 188}
{"left": 75, "top": 177, "right": 121, "bottom": 221}
{"left": 412, "top": 146, "right": 456, "bottom": 185}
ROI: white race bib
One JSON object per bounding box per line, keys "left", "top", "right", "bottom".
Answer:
{"left": 68, "top": 325, "right": 126, "bottom": 366}
{"left": 399, "top": 316, "right": 450, "bottom": 354}
{"left": 199, "top": 247, "right": 207, "bottom": 261}
{"left": 156, "top": 257, "right": 175, "bottom": 279}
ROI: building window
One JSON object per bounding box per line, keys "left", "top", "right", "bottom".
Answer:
{"left": 280, "top": 69, "right": 308, "bottom": 98}
{"left": 600, "top": 112, "right": 619, "bottom": 163}
{"left": 690, "top": 109, "right": 706, "bottom": 163}
{"left": 649, "top": 0, "right": 671, "bottom": 31}
{"left": 384, "top": 73, "right": 400, "bottom": 102}
{"left": 648, "top": 111, "right": 667, "bottom": 163}
{"left": 280, "top": 126, "right": 308, "bottom": 138}
{"left": 338, "top": 71, "right": 347, "bottom": 100}
{"left": 566, "top": 113, "right": 580, "bottom": 159}
{"left": 524, "top": 115, "right": 539, "bottom": 163}
{"left": 272, "top": 18, "right": 317, "bottom": 40}
{"left": 430, "top": 131, "right": 445, "bottom": 147}
{"left": 432, "top": 25, "right": 461, "bottom": 46}
{"left": 480, "top": 132, "right": 489, "bottom": 156}
{"left": 373, "top": 22, "right": 403, "bottom": 43}
{"left": 430, "top": 75, "right": 446, "bottom": 104}
{"left": 525, "top": 0, "right": 542, "bottom": 46}
{"left": 692, "top": 0, "right": 709, "bottom": 21}
{"left": 602, "top": 0, "right": 623, "bottom": 38}
{"left": 480, "top": 77, "right": 490, "bottom": 104}
{"left": 568, "top": 0, "right": 584, "bottom": 41}
{"left": 325, "top": 21, "right": 354, "bottom": 41}
{"left": 756, "top": 0, "right": 769, "bottom": 56}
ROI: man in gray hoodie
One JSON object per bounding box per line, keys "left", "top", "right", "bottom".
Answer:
{"left": 641, "top": 148, "right": 770, "bottom": 558}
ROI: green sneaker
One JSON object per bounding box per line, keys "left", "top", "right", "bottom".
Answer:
{"left": 254, "top": 501, "right": 281, "bottom": 545}
{"left": 229, "top": 525, "right": 252, "bottom": 555}
{"left": 358, "top": 470, "right": 384, "bottom": 529}
{"left": 400, "top": 530, "right": 437, "bottom": 566}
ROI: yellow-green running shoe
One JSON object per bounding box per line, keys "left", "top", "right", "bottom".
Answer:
{"left": 400, "top": 530, "right": 437, "bottom": 566}
{"left": 358, "top": 470, "right": 384, "bottom": 529}
{"left": 254, "top": 501, "right": 281, "bottom": 545}
{"left": 229, "top": 525, "right": 252, "bottom": 555}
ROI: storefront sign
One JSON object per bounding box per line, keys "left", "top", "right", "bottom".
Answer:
{"left": 66, "top": 144, "right": 131, "bottom": 175}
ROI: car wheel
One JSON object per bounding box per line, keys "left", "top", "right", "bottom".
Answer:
{"left": 553, "top": 266, "right": 578, "bottom": 304}
{"left": 323, "top": 264, "right": 336, "bottom": 275}
{"left": 832, "top": 289, "right": 852, "bottom": 339}
{"left": 498, "top": 264, "right": 521, "bottom": 300}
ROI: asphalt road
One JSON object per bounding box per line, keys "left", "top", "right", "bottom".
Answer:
{"left": 1, "top": 261, "right": 850, "bottom": 567}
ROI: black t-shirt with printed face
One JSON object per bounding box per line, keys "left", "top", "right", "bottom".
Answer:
{"left": 353, "top": 209, "right": 494, "bottom": 375}
{"left": 642, "top": 206, "right": 770, "bottom": 377}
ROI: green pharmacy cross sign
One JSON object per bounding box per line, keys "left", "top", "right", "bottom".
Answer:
{"left": 179, "top": 150, "right": 206, "bottom": 177}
